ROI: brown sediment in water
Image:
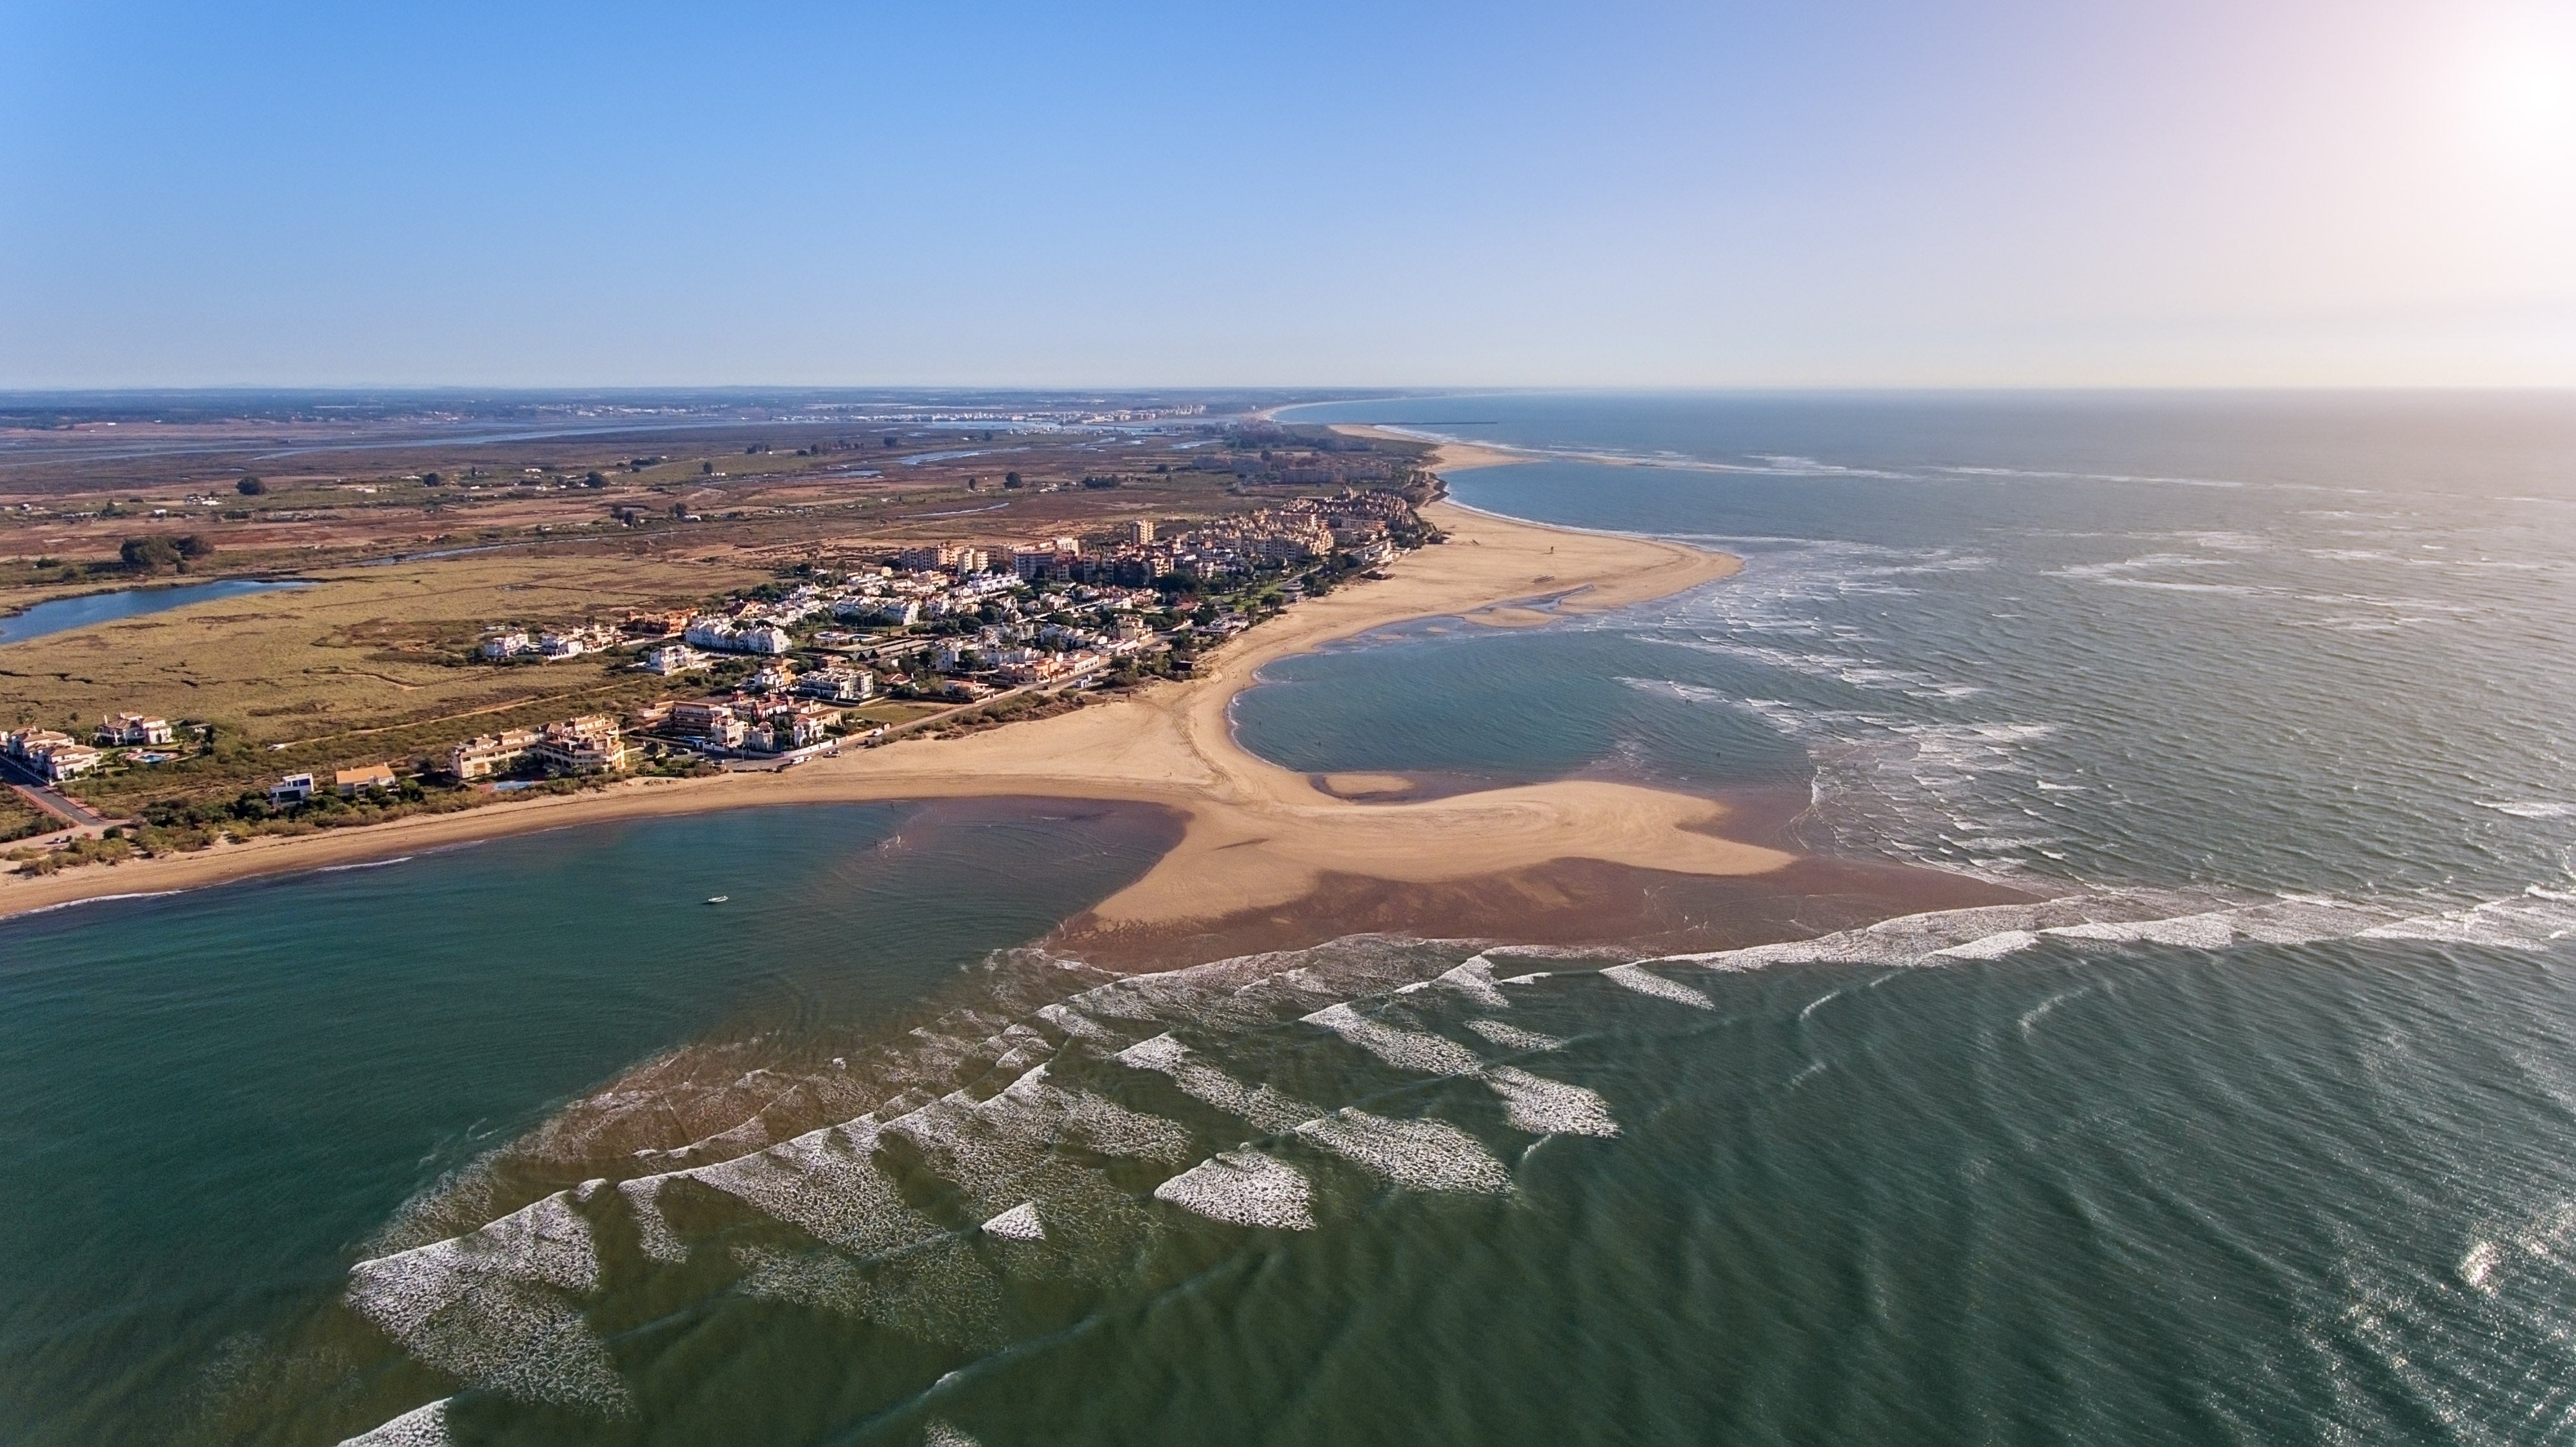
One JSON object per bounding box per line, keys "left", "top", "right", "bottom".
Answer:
{"left": 375, "top": 844, "right": 2032, "bottom": 1246}
{"left": 1049, "top": 853, "right": 2031, "bottom": 973}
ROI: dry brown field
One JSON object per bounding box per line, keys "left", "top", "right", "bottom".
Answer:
{"left": 0, "top": 409, "right": 1429, "bottom": 811}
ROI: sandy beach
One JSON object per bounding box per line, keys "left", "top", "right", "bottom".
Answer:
{"left": 0, "top": 467, "right": 1826, "bottom": 946}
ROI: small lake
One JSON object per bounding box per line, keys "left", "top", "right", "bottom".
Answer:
{"left": 0, "top": 578, "right": 311, "bottom": 645}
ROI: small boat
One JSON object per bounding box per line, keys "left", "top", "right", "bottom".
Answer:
{"left": 705, "top": 895, "right": 729, "bottom": 905}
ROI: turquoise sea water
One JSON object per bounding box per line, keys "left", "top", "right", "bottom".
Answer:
{"left": 6, "top": 392, "right": 2576, "bottom": 1444}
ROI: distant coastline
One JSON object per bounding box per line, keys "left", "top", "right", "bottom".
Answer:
{"left": 0, "top": 451, "right": 1842, "bottom": 958}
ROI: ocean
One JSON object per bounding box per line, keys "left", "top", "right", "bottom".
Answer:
{"left": 5, "top": 390, "right": 2575, "bottom": 1444}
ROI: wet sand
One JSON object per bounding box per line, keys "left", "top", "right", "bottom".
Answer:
{"left": 1052, "top": 853, "right": 2029, "bottom": 972}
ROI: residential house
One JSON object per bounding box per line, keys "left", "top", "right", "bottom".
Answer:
{"left": 681, "top": 616, "right": 738, "bottom": 650}
{"left": 336, "top": 763, "right": 398, "bottom": 796}
{"left": 782, "top": 703, "right": 841, "bottom": 748}
{"left": 670, "top": 701, "right": 749, "bottom": 750}
{"left": 3, "top": 729, "right": 98, "bottom": 780}
{"left": 640, "top": 643, "right": 710, "bottom": 676}
{"left": 797, "top": 665, "right": 877, "bottom": 703}
{"left": 530, "top": 715, "right": 629, "bottom": 774}
{"left": 96, "top": 712, "right": 175, "bottom": 746}
{"left": 622, "top": 609, "right": 691, "bottom": 637}
{"left": 448, "top": 727, "right": 539, "bottom": 781}
{"left": 36, "top": 742, "right": 100, "bottom": 781}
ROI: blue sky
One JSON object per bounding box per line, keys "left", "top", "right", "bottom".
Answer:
{"left": 3, "top": 1, "right": 2571, "bottom": 387}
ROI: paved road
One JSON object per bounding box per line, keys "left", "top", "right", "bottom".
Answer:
{"left": 1, "top": 763, "right": 116, "bottom": 829}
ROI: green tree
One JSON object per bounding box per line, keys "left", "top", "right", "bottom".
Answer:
{"left": 236, "top": 477, "right": 267, "bottom": 496}
{"left": 583, "top": 471, "right": 607, "bottom": 488}
{"left": 119, "top": 536, "right": 180, "bottom": 571}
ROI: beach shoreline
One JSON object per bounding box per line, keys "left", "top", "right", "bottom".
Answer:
{"left": 0, "top": 465, "right": 1831, "bottom": 946}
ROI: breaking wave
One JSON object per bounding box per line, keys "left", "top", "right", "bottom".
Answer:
{"left": 312, "top": 865, "right": 2576, "bottom": 1439}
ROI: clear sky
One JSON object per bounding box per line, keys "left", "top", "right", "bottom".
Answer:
{"left": 3, "top": 1, "right": 2571, "bottom": 388}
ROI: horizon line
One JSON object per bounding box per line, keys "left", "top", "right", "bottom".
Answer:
{"left": 5, "top": 382, "right": 2576, "bottom": 398}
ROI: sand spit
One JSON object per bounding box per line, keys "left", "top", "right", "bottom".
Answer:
{"left": 1329, "top": 425, "right": 1527, "bottom": 472}
{"left": 0, "top": 491, "right": 1792, "bottom": 941}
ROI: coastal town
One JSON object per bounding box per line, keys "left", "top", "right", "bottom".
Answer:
{"left": 0, "top": 485, "right": 1438, "bottom": 869}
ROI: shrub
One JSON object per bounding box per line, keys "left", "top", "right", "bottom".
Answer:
{"left": 119, "top": 536, "right": 180, "bottom": 571}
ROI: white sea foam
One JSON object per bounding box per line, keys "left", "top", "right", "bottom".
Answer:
{"left": 1297, "top": 1108, "right": 1514, "bottom": 1194}
{"left": 981, "top": 1202, "right": 1045, "bottom": 1241}
{"left": 1034, "top": 1002, "right": 1114, "bottom": 1042}
{"left": 1482, "top": 1067, "right": 1618, "bottom": 1137}
{"left": 2478, "top": 801, "right": 2576, "bottom": 820}
{"left": 2359, "top": 891, "right": 2576, "bottom": 950}
{"left": 1007, "top": 1073, "right": 1196, "bottom": 1165}
{"left": 734, "top": 1237, "right": 1005, "bottom": 1344}
{"left": 1939, "top": 464, "right": 2246, "bottom": 489}
{"left": 1421, "top": 954, "right": 1509, "bottom": 1008}
{"left": 616, "top": 1175, "right": 689, "bottom": 1263}
{"left": 2461, "top": 1240, "right": 2501, "bottom": 1292}
{"left": 1301, "top": 1002, "right": 1488, "bottom": 1075}
{"left": 350, "top": 1189, "right": 599, "bottom": 1310}
{"left": 1465, "top": 1018, "right": 1565, "bottom": 1051}
{"left": 1647, "top": 884, "right": 2473, "bottom": 976}
{"left": 2016, "top": 986, "right": 2094, "bottom": 1039}
{"left": 924, "top": 1421, "right": 982, "bottom": 1447}
{"left": 1933, "top": 929, "right": 2041, "bottom": 960}
{"left": 12, "top": 889, "right": 183, "bottom": 916}
{"left": 687, "top": 1120, "right": 940, "bottom": 1254}
{"left": 345, "top": 1192, "right": 627, "bottom": 1413}
{"left": 336, "top": 1397, "right": 452, "bottom": 1447}
{"left": 2044, "top": 913, "right": 2239, "bottom": 950}
{"left": 882, "top": 1093, "right": 1049, "bottom": 1205}
{"left": 1112, "top": 1032, "right": 1190, "bottom": 1073}
{"left": 1115, "top": 1032, "right": 1317, "bottom": 1131}
{"left": 1600, "top": 964, "right": 1713, "bottom": 1009}
{"left": 1154, "top": 1150, "right": 1316, "bottom": 1229}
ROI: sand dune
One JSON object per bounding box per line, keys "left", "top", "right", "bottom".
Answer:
{"left": 0, "top": 483, "right": 1787, "bottom": 930}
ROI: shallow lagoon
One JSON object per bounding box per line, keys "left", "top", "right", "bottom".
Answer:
{"left": 0, "top": 578, "right": 310, "bottom": 645}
